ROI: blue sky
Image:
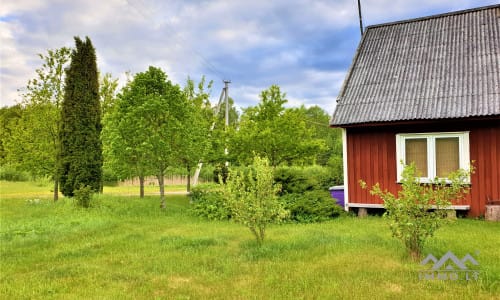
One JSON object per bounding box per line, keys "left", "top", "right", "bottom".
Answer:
{"left": 1, "top": 0, "right": 498, "bottom": 114}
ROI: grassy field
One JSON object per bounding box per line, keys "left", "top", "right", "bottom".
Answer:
{"left": 0, "top": 180, "right": 187, "bottom": 199}
{"left": 0, "top": 181, "right": 499, "bottom": 299}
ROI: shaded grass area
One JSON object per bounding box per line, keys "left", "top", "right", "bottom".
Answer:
{"left": 0, "top": 189, "right": 499, "bottom": 299}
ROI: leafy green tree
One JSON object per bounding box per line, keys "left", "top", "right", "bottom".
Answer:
{"left": 59, "top": 37, "right": 102, "bottom": 198}
{"left": 185, "top": 79, "right": 239, "bottom": 186}
{"left": 222, "top": 155, "right": 288, "bottom": 245}
{"left": 3, "top": 47, "right": 71, "bottom": 200}
{"left": 181, "top": 77, "right": 212, "bottom": 191}
{"left": 102, "top": 103, "right": 151, "bottom": 197}
{"left": 23, "top": 47, "right": 72, "bottom": 108}
{"left": 135, "top": 68, "right": 188, "bottom": 208}
{"left": 102, "top": 66, "right": 188, "bottom": 207}
{"left": 231, "top": 85, "right": 325, "bottom": 166}
{"left": 209, "top": 96, "right": 239, "bottom": 164}
{"left": 361, "top": 163, "right": 472, "bottom": 259}
{"left": 98, "top": 72, "right": 119, "bottom": 190}
{"left": 102, "top": 70, "right": 156, "bottom": 198}
{"left": 5, "top": 104, "right": 57, "bottom": 178}
{"left": 184, "top": 76, "right": 213, "bottom": 109}
{"left": 215, "top": 97, "right": 239, "bottom": 129}
{"left": 100, "top": 72, "right": 119, "bottom": 117}
{"left": 302, "top": 105, "right": 342, "bottom": 166}
{"left": 299, "top": 105, "right": 343, "bottom": 183}
{"left": 0, "top": 105, "right": 23, "bottom": 165}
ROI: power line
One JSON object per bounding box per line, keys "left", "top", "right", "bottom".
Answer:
{"left": 124, "top": 0, "right": 226, "bottom": 81}
{"left": 304, "top": 119, "right": 330, "bottom": 127}
{"left": 357, "top": 0, "right": 364, "bottom": 36}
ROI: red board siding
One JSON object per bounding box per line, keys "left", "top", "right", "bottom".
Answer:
{"left": 345, "top": 121, "right": 500, "bottom": 216}
{"left": 347, "top": 130, "right": 397, "bottom": 205}
{"left": 469, "top": 126, "right": 500, "bottom": 216}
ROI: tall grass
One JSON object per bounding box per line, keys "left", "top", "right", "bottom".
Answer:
{"left": 0, "top": 184, "right": 499, "bottom": 299}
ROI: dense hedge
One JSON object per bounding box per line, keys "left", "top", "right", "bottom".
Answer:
{"left": 274, "top": 165, "right": 337, "bottom": 194}
{"left": 280, "top": 190, "right": 343, "bottom": 223}
{"left": 189, "top": 184, "right": 231, "bottom": 221}
{"left": 191, "top": 165, "right": 344, "bottom": 223}
{"left": 275, "top": 166, "right": 344, "bottom": 222}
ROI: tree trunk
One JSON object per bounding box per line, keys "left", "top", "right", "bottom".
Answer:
{"left": 259, "top": 226, "right": 265, "bottom": 244}
{"left": 53, "top": 144, "right": 60, "bottom": 202}
{"left": 53, "top": 178, "right": 59, "bottom": 202}
{"left": 158, "top": 172, "right": 165, "bottom": 209}
{"left": 139, "top": 175, "right": 145, "bottom": 198}
{"left": 186, "top": 165, "right": 191, "bottom": 193}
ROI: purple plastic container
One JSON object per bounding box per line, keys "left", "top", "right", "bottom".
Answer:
{"left": 329, "top": 185, "right": 344, "bottom": 207}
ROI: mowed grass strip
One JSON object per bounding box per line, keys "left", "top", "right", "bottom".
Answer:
{"left": 0, "top": 184, "right": 499, "bottom": 299}
{"left": 0, "top": 180, "right": 186, "bottom": 199}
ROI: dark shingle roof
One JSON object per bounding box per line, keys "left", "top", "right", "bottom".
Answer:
{"left": 330, "top": 5, "right": 500, "bottom": 126}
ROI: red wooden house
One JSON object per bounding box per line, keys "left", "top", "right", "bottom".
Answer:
{"left": 330, "top": 5, "right": 500, "bottom": 217}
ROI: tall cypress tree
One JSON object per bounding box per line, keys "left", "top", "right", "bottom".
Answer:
{"left": 59, "top": 36, "right": 102, "bottom": 196}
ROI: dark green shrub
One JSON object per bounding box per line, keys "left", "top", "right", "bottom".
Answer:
{"left": 280, "top": 190, "right": 343, "bottom": 223}
{"left": 327, "top": 155, "right": 344, "bottom": 185}
{"left": 213, "top": 164, "right": 229, "bottom": 184}
{"left": 274, "top": 165, "right": 342, "bottom": 223}
{"left": 190, "top": 184, "right": 231, "bottom": 220}
{"left": 102, "top": 168, "right": 119, "bottom": 186}
{"left": 74, "top": 185, "right": 93, "bottom": 208}
{"left": 274, "top": 165, "right": 335, "bottom": 195}
{"left": 199, "top": 164, "right": 216, "bottom": 183}
{"left": 0, "top": 165, "right": 30, "bottom": 181}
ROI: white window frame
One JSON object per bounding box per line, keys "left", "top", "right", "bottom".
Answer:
{"left": 395, "top": 132, "right": 470, "bottom": 183}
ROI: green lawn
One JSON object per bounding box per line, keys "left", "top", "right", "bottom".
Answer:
{"left": 0, "top": 182, "right": 499, "bottom": 299}
{"left": 0, "top": 180, "right": 187, "bottom": 199}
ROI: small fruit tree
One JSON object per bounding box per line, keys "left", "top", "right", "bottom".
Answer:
{"left": 223, "top": 155, "right": 288, "bottom": 245}
{"left": 361, "top": 163, "right": 472, "bottom": 259}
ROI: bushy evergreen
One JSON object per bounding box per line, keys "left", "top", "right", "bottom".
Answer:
{"left": 59, "top": 37, "right": 102, "bottom": 197}
{"left": 274, "top": 165, "right": 336, "bottom": 194}
{"left": 280, "top": 191, "right": 343, "bottom": 223}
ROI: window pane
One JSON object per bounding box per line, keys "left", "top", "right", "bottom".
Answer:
{"left": 405, "top": 138, "right": 428, "bottom": 177}
{"left": 436, "top": 137, "right": 459, "bottom": 177}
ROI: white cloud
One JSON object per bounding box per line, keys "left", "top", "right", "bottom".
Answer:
{"left": 0, "top": 0, "right": 45, "bottom": 15}
{"left": 281, "top": 69, "right": 347, "bottom": 114}
{"left": 258, "top": 50, "right": 304, "bottom": 71}
{"left": 0, "top": 18, "right": 35, "bottom": 105}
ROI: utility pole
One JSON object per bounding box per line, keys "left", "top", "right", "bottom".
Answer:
{"left": 192, "top": 80, "right": 231, "bottom": 186}
{"left": 224, "top": 80, "right": 230, "bottom": 127}
{"left": 223, "top": 80, "right": 230, "bottom": 166}
{"left": 358, "top": 0, "right": 364, "bottom": 37}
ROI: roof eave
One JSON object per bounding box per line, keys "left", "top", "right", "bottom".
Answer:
{"left": 330, "top": 115, "right": 500, "bottom": 128}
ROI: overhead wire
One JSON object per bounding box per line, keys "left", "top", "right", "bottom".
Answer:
{"left": 304, "top": 119, "right": 331, "bottom": 127}
{"left": 124, "top": 0, "right": 226, "bottom": 81}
